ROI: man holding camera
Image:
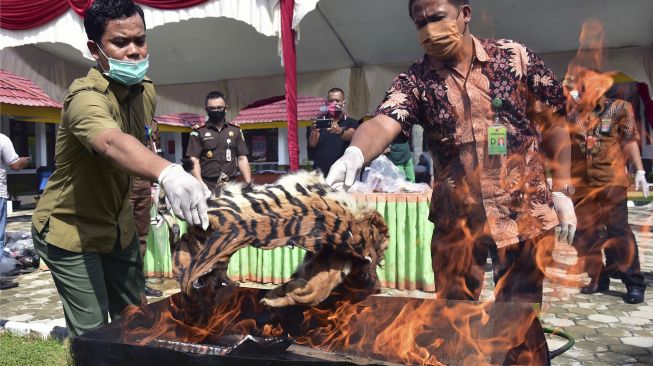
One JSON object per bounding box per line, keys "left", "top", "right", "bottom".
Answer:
{"left": 308, "top": 88, "right": 359, "bottom": 176}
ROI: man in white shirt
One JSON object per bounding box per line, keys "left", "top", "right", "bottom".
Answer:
{"left": 0, "top": 133, "right": 29, "bottom": 288}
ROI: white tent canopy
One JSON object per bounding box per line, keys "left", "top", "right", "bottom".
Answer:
{"left": 1, "top": 0, "right": 652, "bottom": 118}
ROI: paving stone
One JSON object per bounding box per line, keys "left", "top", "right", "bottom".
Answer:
{"left": 562, "top": 348, "right": 599, "bottom": 362}
{"left": 567, "top": 307, "right": 597, "bottom": 316}
{"left": 546, "top": 318, "right": 576, "bottom": 328}
{"left": 599, "top": 328, "right": 633, "bottom": 337}
{"left": 609, "top": 344, "right": 651, "bottom": 356}
{"left": 621, "top": 336, "right": 653, "bottom": 348}
{"left": 551, "top": 358, "right": 584, "bottom": 366}
{"left": 583, "top": 335, "right": 623, "bottom": 346}
{"left": 543, "top": 306, "right": 569, "bottom": 315}
{"left": 573, "top": 341, "right": 608, "bottom": 353}
{"left": 564, "top": 325, "right": 598, "bottom": 336}
{"left": 595, "top": 351, "right": 638, "bottom": 364}
{"left": 628, "top": 311, "right": 653, "bottom": 319}
{"left": 618, "top": 317, "right": 651, "bottom": 326}
{"left": 574, "top": 320, "right": 609, "bottom": 329}
{"left": 611, "top": 304, "right": 647, "bottom": 312}
{"left": 587, "top": 314, "right": 619, "bottom": 323}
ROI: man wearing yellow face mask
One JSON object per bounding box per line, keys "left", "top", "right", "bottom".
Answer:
{"left": 327, "top": 0, "right": 575, "bottom": 304}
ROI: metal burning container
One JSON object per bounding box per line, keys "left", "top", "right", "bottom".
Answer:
{"left": 71, "top": 287, "right": 549, "bottom": 365}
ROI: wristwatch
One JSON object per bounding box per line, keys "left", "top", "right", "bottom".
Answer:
{"left": 552, "top": 184, "right": 575, "bottom": 196}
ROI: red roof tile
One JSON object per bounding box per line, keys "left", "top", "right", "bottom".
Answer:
{"left": 0, "top": 69, "right": 62, "bottom": 108}
{"left": 153, "top": 112, "right": 204, "bottom": 127}
{"left": 232, "top": 95, "right": 325, "bottom": 125}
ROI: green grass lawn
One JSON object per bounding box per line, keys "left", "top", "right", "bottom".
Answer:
{"left": 0, "top": 332, "right": 71, "bottom": 366}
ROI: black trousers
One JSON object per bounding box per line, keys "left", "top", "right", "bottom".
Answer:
{"left": 431, "top": 217, "right": 554, "bottom": 305}
{"left": 572, "top": 186, "right": 645, "bottom": 291}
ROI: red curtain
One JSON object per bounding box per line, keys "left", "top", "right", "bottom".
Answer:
{"left": 0, "top": 0, "right": 70, "bottom": 30}
{"left": 281, "top": 0, "right": 299, "bottom": 171}
{"left": 1, "top": 0, "right": 209, "bottom": 30}
{"left": 135, "top": 0, "right": 208, "bottom": 9}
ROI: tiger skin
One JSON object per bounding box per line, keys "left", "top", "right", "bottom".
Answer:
{"left": 174, "top": 171, "right": 389, "bottom": 308}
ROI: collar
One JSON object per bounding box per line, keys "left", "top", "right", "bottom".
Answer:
{"left": 206, "top": 121, "right": 228, "bottom": 131}
{"left": 427, "top": 35, "right": 490, "bottom": 71}
{"left": 593, "top": 96, "right": 609, "bottom": 115}
{"left": 89, "top": 67, "right": 148, "bottom": 102}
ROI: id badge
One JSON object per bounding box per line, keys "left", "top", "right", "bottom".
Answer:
{"left": 600, "top": 118, "right": 611, "bottom": 133}
{"left": 226, "top": 149, "right": 232, "bottom": 162}
{"left": 488, "top": 125, "right": 507, "bottom": 155}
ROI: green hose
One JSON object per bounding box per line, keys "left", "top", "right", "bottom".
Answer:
{"left": 542, "top": 326, "right": 575, "bottom": 359}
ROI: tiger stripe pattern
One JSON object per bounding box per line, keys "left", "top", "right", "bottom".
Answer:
{"left": 175, "top": 170, "right": 389, "bottom": 307}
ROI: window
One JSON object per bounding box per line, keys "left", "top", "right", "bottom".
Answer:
{"left": 243, "top": 128, "right": 279, "bottom": 173}
{"left": 243, "top": 129, "right": 278, "bottom": 163}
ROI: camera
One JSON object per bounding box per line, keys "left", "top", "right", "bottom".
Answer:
{"left": 315, "top": 118, "right": 332, "bottom": 129}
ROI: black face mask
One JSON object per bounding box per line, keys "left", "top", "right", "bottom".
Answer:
{"left": 207, "top": 110, "right": 225, "bottom": 123}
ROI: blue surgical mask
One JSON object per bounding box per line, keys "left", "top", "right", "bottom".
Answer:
{"left": 97, "top": 45, "right": 149, "bottom": 85}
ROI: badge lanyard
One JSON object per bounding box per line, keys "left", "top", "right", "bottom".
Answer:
{"left": 144, "top": 124, "right": 157, "bottom": 153}
{"left": 225, "top": 137, "right": 232, "bottom": 162}
{"left": 488, "top": 98, "right": 507, "bottom": 156}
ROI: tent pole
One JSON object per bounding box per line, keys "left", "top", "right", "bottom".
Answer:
{"left": 281, "top": 0, "right": 299, "bottom": 171}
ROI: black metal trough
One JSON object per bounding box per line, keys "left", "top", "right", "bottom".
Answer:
{"left": 71, "top": 287, "right": 550, "bottom": 365}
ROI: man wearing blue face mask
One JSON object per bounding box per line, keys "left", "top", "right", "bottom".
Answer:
{"left": 30, "top": 0, "right": 208, "bottom": 336}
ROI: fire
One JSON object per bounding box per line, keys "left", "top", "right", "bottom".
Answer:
{"left": 118, "top": 284, "right": 547, "bottom": 365}
{"left": 112, "top": 18, "right": 648, "bottom": 366}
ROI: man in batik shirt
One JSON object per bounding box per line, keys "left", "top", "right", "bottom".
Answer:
{"left": 565, "top": 68, "right": 647, "bottom": 304}
{"left": 326, "top": 0, "right": 577, "bottom": 304}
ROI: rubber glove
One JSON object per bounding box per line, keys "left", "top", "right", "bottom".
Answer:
{"left": 634, "top": 170, "right": 649, "bottom": 198}
{"left": 325, "top": 146, "right": 365, "bottom": 190}
{"left": 201, "top": 181, "right": 212, "bottom": 199}
{"left": 158, "top": 164, "right": 209, "bottom": 230}
{"left": 551, "top": 191, "right": 577, "bottom": 244}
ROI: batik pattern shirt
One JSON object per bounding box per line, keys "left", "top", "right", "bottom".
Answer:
{"left": 569, "top": 98, "right": 639, "bottom": 188}
{"left": 376, "top": 37, "right": 566, "bottom": 247}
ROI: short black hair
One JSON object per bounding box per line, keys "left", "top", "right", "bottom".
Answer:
{"left": 84, "top": 0, "right": 146, "bottom": 43}
{"left": 408, "top": 0, "right": 469, "bottom": 19}
{"left": 205, "top": 91, "right": 226, "bottom": 106}
{"left": 327, "top": 87, "right": 345, "bottom": 97}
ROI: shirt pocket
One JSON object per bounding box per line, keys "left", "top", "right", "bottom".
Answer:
{"left": 201, "top": 137, "right": 219, "bottom": 154}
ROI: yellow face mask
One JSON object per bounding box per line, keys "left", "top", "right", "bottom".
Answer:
{"left": 417, "top": 17, "right": 464, "bottom": 60}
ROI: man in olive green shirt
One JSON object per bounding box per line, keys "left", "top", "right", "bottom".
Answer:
{"left": 31, "top": 0, "right": 208, "bottom": 336}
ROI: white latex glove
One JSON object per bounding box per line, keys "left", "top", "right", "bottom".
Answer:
{"left": 201, "top": 181, "right": 212, "bottom": 199}
{"left": 635, "top": 170, "right": 649, "bottom": 198}
{"left": 158, "top": 164, "right": 209, "bottom": 230}
{"left": 551, "top": 192, "right": 577, "bottom": 244}
{"left": 325, "top": 146, "right": 365, "bottom": 190}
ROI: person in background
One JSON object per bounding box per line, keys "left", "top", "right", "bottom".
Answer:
{"left": 326, "top": 0, "right": 577, "bottom": 305}
{"left": 31, "top": 0, "right": 207, "bottom": 336}
{"left": 0, "top": 133, "right": 30, "bottom": 289}
{"left": 565, "top": 68, "right": 647, "bottom": 304}
{"left": 307, "top": 88, "right": 359, "bottom": 176}
{"left": 384, "top": 136, "right": 416, "bottom": 182}
{"left": 415, "top": 153, "right": 433, "bottom": 184}
{"left": 130, "top": 120, "right": 162, "bottom": 297}
{"left": 186, "top": 91, "right": 251, "bottom": 196}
